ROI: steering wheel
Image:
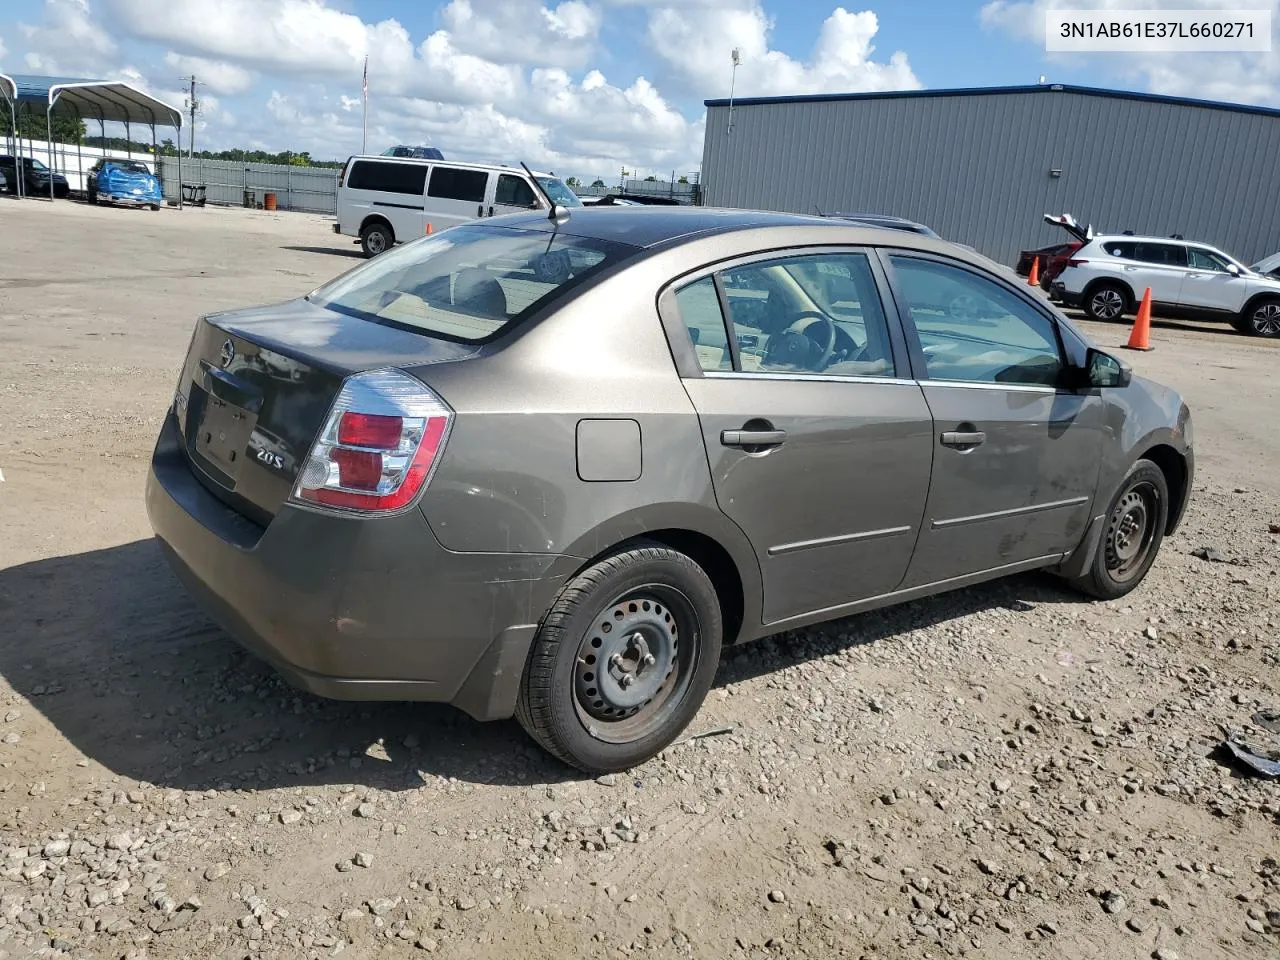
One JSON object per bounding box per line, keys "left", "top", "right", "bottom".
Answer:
{"left": 787, "top": 310, "right": 839, "bottom": 369}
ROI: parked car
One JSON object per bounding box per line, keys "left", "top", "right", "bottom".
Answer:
{"left": 1016, "top": 214, "right": 1092, "bottom": 289}
{"left": 0, "top": 167, "right": 7, "bottom": 193}
{"left": 1052, "top": 234, "right": 1280, "bottom": 337}
{"left": 334, "top": 155, "right": 581, "bottom": 257}
{"left": 147, "top": 207, "right": 1194, "bottom": 772}
{"left": 0, "top": 155, "right": 70, "bottom": 198}
{"left": 380, "top": 145, "right": 445, "bottom": 160}
{"left": 86, "top": 157, "right": 163, "bottom": 209}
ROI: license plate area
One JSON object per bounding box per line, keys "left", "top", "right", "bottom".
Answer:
{"left": 184, "top": 360, "right": 264, "bottom": 488}
{"left": 194, "top": 396, "right": 256, "bottom": 481}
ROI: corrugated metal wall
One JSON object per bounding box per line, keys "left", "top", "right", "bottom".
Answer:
{"left": 154, "top": 157, "right": 340, "bottom": 213}
{"left": 701, "top": 89, "right": 1280, "bottom": 266}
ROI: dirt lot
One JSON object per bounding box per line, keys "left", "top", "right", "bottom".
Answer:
{"left": 1, "top": 198, "right": 1278, "bottom": 960}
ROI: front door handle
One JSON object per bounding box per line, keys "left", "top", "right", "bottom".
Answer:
{"left": 721, "top": 428, "right": 787, "bottom": 448}
{"left": 940, "top": 430, "right": 986, "bottom": 448}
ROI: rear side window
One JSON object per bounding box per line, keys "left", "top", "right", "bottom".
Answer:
{"left": 495, "top": 174, "right": 538, "bottom": 208}
{"left": 428, "top": 167, "right": 488, "bottom": 203}
{"left": 1103, "top": 241, "right": 1135, "bottom": 259}
{"left": 347, "top": 160, "right": 428, "bottom": 195}
{"left": 308, "top": 224, "right": 638, "bottom": 343}
{"left": 674, "top": 278, "right": 732, "bottom": 372}
{"left": 1134, "top": 242, "right": 1188, "bottom": 267}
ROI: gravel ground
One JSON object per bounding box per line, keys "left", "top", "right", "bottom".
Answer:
{"left": 0, "top": 199, "right": 1278, "bottom": 960}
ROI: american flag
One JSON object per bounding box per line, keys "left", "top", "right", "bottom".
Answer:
{"left": 362, "top": 56, "right": 368, "bottom": 100}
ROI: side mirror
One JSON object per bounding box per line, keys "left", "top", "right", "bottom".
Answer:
{"left": 1086, "top": 347, "right": 1131, "bottom": 388}
{"left": 1226, "top": 263, "right": 1241, "bottom": 276}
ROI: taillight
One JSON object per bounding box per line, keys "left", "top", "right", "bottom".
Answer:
{"left": 1065, "top": 258, "right": 1089, "bottom": 268}
{"left": 292, "top": 369, "right": 452, "bottom": 515}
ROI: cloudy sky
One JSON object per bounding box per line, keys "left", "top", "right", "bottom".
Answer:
{"left": 2, "top": 0, "right": 1278, "bottom": 182}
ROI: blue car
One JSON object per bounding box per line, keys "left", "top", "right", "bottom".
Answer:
{"left": 87, "top": 158, "right": 163, "bottom": 209}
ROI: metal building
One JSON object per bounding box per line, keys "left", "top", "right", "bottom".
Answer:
{"left": 700, "top": 83, "right": 1280, "bottom": 266}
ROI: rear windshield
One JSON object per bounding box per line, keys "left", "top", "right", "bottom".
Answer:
{"left": 308, "top": 224, "right": 638, "bottom": 343}
{"left": 106, "top": 160, "right": 151, "bottom": 174}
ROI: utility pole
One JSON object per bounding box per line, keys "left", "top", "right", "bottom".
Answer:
{"left": 180, "top": 76, "right": 204, "bottom": 158}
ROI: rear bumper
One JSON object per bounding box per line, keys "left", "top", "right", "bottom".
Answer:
{"left": 1052, "top": 283, "right": 1080, "bottom": 307}
{"left": 145, "top": 414, "right": 577, "bottom": 720}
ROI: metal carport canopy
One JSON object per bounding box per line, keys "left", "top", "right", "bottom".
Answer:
{"left": 0, "top": 73, "right": 183, "bottom": 204}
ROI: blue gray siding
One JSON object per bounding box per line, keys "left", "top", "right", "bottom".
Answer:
{"left": 701, "top": 88, "right": 1280, "bottom": 266}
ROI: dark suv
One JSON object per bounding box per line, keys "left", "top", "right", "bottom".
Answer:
{"left": 0, "top": 155, "right": 70, "bottom": 198}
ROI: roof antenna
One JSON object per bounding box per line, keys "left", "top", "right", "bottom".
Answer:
{"left": 522, "top": 162, "right": 570, "bottom": 225}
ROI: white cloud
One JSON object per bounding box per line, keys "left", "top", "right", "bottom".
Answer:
{"left": 7, "top": 0, "right": 922, "bottom": 180}
{"left": 980, "top": 0, "right": 1280, "bottom": 104}
{"left": 18, "top": 0, "right": 117, "bottom": 74}
{"left": 646, "top": 4, "right": 919, "bottom": 98}
{"left": 163, "top": 53, "right": 254, "bottom": 96}
{"left": 441, "top": 0, "right": 603, "bottom": 68}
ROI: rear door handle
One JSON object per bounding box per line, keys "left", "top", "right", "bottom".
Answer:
{"left": 721, "top": 428, "right": 787, "bottom": 448}
{"left": 477, "top": 204, "right": 484, "bottom": 217}
{"left": 940, "top": 430, "right": 986, "bottom": 447}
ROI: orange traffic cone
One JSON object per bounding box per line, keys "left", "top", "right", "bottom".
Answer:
{"left": 1027, "top": 256, "right": 1040, "bottom": 287}
{"left": 1123, "top": 287, "right": 1154, "bottom": 351}
{"left": 425, "top": 222, "right": 434, "bottom": 235}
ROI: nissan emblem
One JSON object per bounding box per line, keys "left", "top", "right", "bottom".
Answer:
{"left": 219, "top": 339, "right": 236, "bottom": 368}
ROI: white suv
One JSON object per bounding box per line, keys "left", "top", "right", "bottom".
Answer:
{"left": 1051, "top": 235, "right": 1280, "bottom": 338}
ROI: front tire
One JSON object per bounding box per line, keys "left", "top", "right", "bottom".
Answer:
{"left": 1071, "top": 459, "right": 1169, "bottom": 600}
{"left": 1237, "top": 298, "right": 1280, "bottom": 337}
{"left": 87, "top": 187, "right": 97, "bottom": 205}
{"left": 360, "top": 221, "right": 394, "bottom": 258}
{"left": 516, "top": 544, "right": 723, "bottom": 773}
{"left": 1084, "top": 282, "right": 1129, "bottom": 322}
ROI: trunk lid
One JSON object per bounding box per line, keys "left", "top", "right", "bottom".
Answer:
{"left": 174, "top": 298, "right": 477, "bottom": 525}
{"left": 1043, "top": 212, "right": 1093, "bottom": 243}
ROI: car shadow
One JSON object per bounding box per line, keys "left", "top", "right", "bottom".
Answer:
{"left": 0, "top": 539, "right": 1085, "bottom": 791}
{"left": 280, "top": 244, "right": 362, "bottom": 259}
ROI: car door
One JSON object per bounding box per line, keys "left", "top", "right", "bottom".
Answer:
{"left": 882, "top": 252, "right": 1105, "bottom": 588}
{"left": 489, "top": 172, "right": 541, "bottom": 218}
{"left": 668, "top": 249, "right": 935, "bottom": 626}
{"left": 1179, "top": 246, "right": 1250, "bottom": 313}
{"left": 1123, "top": 241, "right": 1188, "bottom": 305}
{"left": 424, "top": 165, "right": 489, "bottom": 232}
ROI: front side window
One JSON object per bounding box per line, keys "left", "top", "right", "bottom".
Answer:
{"left": 674, "top": 252, "right": 897, "bottom": 377}
{"left": 889, "top": 256, "right": 1063, "bottom": 387}
{"left": 308, "top": 224, "right": 637, "bottom": 343}
{"left": 495, "top": 174, "right": 538, "bottom": 208}
{"left": 1187, "top": 247, "right": 1230, "bottom": 272}
{"left": 428, "top": 167, "right": 488, "bottom": 203}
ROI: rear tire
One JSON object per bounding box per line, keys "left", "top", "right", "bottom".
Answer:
{"left": 149, "top": 204, "right": 160, "bottom": 211}
{"left": 1084, "top": 282, "right": 1129, "bottom": 322}
{"left": 516, "top": 544, "right": 723, "bottom": 773}
{"left": 360, "top": 221, "right": 394, "bottom": 258}
{"left": 1071, "top": 459, "right": 1169, "bottom": 600}
{"left": 1237, "top": 298, "right": 1280, "bottom": 337}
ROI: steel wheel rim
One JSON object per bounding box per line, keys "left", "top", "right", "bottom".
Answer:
{"left": 573, "top": 585, "right": 699, "bottom": 745}
{"left": 1092, "top": 289, "right": 1123, "bottom": 320}
{"left": 1252, "top": 303, "right": 1280, "bottom": 336}
{"left": 367, "top": 231, "right": 387, "bottom": 254}
{"left": 1105, "top": 481, "right": 1159, "bottom": 582}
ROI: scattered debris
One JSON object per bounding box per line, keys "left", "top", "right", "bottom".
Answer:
{"left": 1191, "top": 546, "right": 1226, "bottom": 562}
{"left": 673, "top": 724, "right": 735, "bottom": 747}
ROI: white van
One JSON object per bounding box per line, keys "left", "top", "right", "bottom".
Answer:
{"left": 333, "top": 157, "right": 582, "bottom": 257}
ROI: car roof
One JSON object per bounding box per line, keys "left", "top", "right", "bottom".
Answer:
{"left": 1093, "top": 234, "right": 1213, "bottom": 247}
{"left": 349, "top": 155, "right": 556, "bottom": 178}
{"left": 483, "top": 205, "right": 975, "bottom": 252}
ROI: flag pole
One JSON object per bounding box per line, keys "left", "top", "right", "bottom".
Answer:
{"left": 362, "top": 55, "right": 368, "bottom": 155}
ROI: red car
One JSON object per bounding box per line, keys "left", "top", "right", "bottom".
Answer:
{"left": 1016, "top": 214, "right": 1092, "bottom": 290}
